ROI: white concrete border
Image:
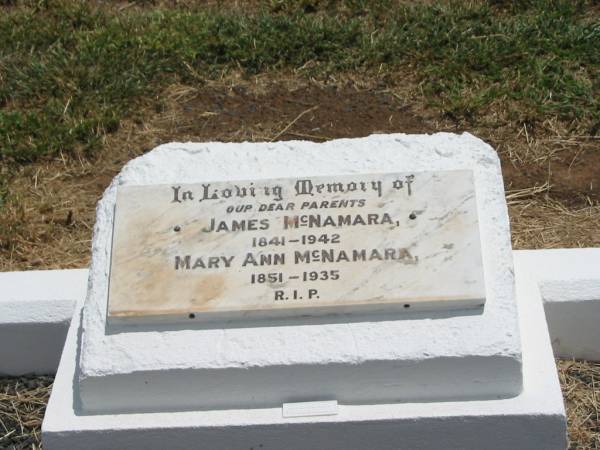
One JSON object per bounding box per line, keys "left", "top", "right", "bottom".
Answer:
{"left": 0, "top": 248, "right": 600, "bottom": 376}
{"left": 0, "top": 248, "right": 599, "bottom": 375}
{"left": 0, "top": 269, "right": 88, "bottom": 375}
{"left": 40, "top": 248, "right": 567, "bottom": 450}
{"left": 516, "top": 248, "right": 600, "bottom": 361}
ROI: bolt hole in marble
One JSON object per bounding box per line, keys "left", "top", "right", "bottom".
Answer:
{"left": 106, "top": 170, "right": 486, "bottom": 327}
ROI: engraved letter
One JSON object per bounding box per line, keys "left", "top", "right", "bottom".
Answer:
{"left": 283, "top": 216, "right": 299, "bottom": 229}
{"left": 327, "top": 182, "right": 345, "bottom": 193}
{"left": 171, "top": 186, "right": 182, "bottom": 203}
{"left": 272, "top": 185, "right": 283, "bottom": 201}
{"left": 295, "top": 179, "right": 314, "bottom": 196}
{"left": 175, "top": 255, "right": 191, "bottom": 270}
{"left": 371, "top": 180, "right": 383, "bottom": 197}
{"left": 200, "top": 184, "right": 218, "bottom": 202}
{"left": 405, "top": 175, "right": 415, "bottom": 196}
{"left": 221, "top": 256, "right": 234, "bottom": 267}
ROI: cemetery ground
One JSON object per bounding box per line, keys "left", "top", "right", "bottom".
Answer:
{"left": 0, "top": 0, "right": 598, "bottom": 448}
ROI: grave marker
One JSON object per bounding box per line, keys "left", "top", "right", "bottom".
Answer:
{"left": 108, "top": 171, "right": 485, "bottom": 325}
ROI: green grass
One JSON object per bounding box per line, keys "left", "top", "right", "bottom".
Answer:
{"left": 0, "top": 0, "right": 598, "bottom": 162}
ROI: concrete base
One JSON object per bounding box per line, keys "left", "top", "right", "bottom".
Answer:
{"left": 42, "top": 250, "right": 566, "bottom": 450}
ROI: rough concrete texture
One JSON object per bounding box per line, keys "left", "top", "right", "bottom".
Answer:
{"left": 43, "top": 243, "right": 566, "bottom": 450}
{"left": 78, "top": 134, "right": 522, "bottom": 413}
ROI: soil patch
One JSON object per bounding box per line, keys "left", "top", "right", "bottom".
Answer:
{"left": 173, "top": 83, "right": 430, "bottom": 140}
{"left": 502, "top": 145, "right": 599, "bottom": 207}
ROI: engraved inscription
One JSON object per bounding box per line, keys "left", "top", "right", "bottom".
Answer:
{"left": 107, "top": 171, "right": 485, "bottom": 324}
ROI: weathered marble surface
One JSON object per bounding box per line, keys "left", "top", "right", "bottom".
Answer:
{"left": 108, "top": 170, "right": 485, "bottom": 324}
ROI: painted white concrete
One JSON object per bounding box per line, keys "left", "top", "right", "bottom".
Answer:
{"left": 42, "top": 245, "right": 567, "bottom": 450}
{"left": 0, "top": 269, "right": 88, "bottom": 375}
{"left": 515, "top": 248, "right": 600, "bottom": 361}
{"left": 77, "top": 134, "right": 522, "bottom": 414}
{"left": 2, "top": 250, "right": 598, "bottom": 377}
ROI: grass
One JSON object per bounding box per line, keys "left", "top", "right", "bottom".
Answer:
{"left": 0, "top": 0, "right": 598, "bottom": 163}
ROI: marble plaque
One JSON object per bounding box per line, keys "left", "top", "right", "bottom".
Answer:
{"left": 107, "top": 171, "right": 485, "bottom": 325}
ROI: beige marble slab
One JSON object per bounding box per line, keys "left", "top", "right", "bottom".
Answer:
{"left": 107, "top": 171, "right": 485, "bottom": 324}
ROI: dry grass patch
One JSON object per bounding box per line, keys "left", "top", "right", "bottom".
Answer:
{"left": 560, "top": 360, "right": 600, "bottom": 449}
{"left": 509, "top": 200, "right": 600, "bottom": 249}
{"left": 0, "top": 160, "right": 110, "bottom": 271}
{"left": 0, "top": 376, "right": 51, "bottom": 450}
